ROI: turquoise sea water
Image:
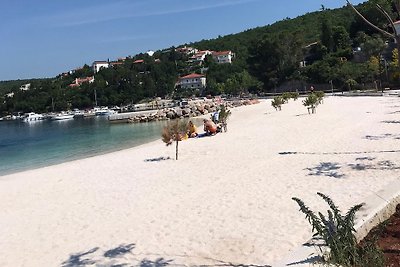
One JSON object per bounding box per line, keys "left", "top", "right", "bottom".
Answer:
{"left": 0, "top": 118, "right": 170, "bottom": 176}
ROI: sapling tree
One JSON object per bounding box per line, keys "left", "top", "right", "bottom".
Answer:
{"left": 161, "top": 119, "right": 188, "bottom": 160}
{"left": 218, "top": 105, "right": 231, "bottom": 132}
{"left": 281, "top": 92, "right": 291, "bottom": 103}
{"left": 314, "top": 90, "right": 325, "bottom": 104}
{"left": 302, "top": 93, "right": 319, "bottom": 114}
{"left": 290, "top": 92, "right": 299, "bottom": 101}
{"left": 271, "top": 96, "right": 284, "bottom": 111}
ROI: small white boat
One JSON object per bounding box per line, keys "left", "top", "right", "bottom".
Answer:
{"left": 95, "top": 107, "right": 117, "bottom": 116}
{"left": 23, "top": 112, "right": 44, "bottom": 122}
{"left": 51, "top": 113, "right": 74, "bottom": 120}
{"left": 72, "top": 109, "right": 85, "bottom": 118}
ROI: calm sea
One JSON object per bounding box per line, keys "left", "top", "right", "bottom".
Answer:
{"left": 0, "top": 117, "right": 170, "bottom": 176}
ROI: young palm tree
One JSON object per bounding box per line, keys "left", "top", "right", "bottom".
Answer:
{"left": 303, "top": 93, "right": 319, "bottom": 114}
{"left": 271, "top": 96, "right": 284, "bottom": 111}
{"left": 161, "top": 119, "right": 188, "bottom": 160}
{"left": 218, "top": 105, "right": 231, "bottom": 132}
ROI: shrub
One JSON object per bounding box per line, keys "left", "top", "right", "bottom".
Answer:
{"left": 271, "top": 96, "right": 284, "bottom": 111}
{"left": 281, "top": 92, "right": 291, "bottom": 103}
{"left": 346, "top": 79, "right": 357, "bottom": 91}
{"left": 314, "top": 91, "right": 325, "bottom": 104}
{"left": 292, "top": 192, "right": 384, "bottom": 267}
{"left": 290, "top": 92, "right": 299, "bottom": 101}
{"left": 218, "top": 105, "right": 231, "bottom": 132}
{"left": 302, "top": 93, "right": 319, "bottom": 114}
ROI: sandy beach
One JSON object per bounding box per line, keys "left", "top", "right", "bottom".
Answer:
{"left": 1, "top": 95, "right": 400, "bottom": 266}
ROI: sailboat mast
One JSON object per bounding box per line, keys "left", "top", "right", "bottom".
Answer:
{"left": 94, "top": 88, "right": 98, "bottom": 106}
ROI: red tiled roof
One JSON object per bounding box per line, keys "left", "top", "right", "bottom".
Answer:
{"left": 180, "top": 73, "right": 205, "bottom": 79}
{"left": 212, "top": 51, "right": 232, "bottom": 56}
{"left": 133, "top": 59, "right": 144, "bottom": 64}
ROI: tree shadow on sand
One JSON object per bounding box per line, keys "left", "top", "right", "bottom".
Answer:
{"left": 305, "top": 162, "right": 345, "bottom": 178}
{"left": 61, "top": 247, "right": 99, "bottom": 267}
{"left": 348, "top": 158, "right": 400, "bottom": 171}
{"left": 381, "top": 120, "right": 400, "bottom": 124}
{"left": 62, "top": 243, "right": 271, "bottom": 267}
{"left": 286, "top": 255, "right": 322, "bottom": 266}
{"left": 295, "top": 113, "right": 309, "bottom": 117}
{"left": 279, "top": 150, "right": 400, "bottom": 155}
{"left": 364, "top": 133, "right": 400, "bottom": 140}
{"left": 144, "top": 156, "right": 172, "bottom": 162}
{"left": 62, "top": 243, "right": 143, "bottom": 267}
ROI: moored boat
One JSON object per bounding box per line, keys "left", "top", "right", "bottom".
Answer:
{"left": 95, "top": 107, "right": 117, "bottom": 116}
{"left": 51, "top": 113, "right": 74, "bottom": 120}
{"left": 22, "top": 112, "right": 44, "bottom": 122}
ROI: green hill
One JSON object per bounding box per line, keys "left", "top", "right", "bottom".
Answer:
{"left": 1, "top": 1, "right": 397, "bottom": 115}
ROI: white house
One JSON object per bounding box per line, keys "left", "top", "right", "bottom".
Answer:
{"left": 212, "top": 51, "right": 234, "bottom": 64}
{"left": 189, "top": 50, "right": 212, "bottom": 64}
{"left": 20, "top": 83, "right": 31, "bottom": 91}
{"left": 92, "top": 61, "right": 110, "bottom": 73}
{"left": 177, "top": 73, "right": 206, "bottom": 90}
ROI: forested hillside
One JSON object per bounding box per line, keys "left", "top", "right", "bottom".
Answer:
{"left": 1, "top": 0, "right": 398, "bottom": 114}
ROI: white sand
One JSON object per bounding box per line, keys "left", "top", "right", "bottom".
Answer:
{"left": 1, "top": 96, "right": 400, "bottom": 267}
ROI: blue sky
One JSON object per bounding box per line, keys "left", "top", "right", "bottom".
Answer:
{"left": 0, "top": 0, "right": 366, "bottom": 81}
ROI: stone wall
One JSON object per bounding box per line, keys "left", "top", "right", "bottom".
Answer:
{"left": 122, "top": 99, "right": 259, "bottom": 123}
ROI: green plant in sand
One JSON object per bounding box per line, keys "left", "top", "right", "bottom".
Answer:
{"left": 271, "top": 96, "right": 284, "bottom": 111}
{"left": 281, "top": 92, "right": 291, "bottom": 103}
{"left": 292, "top": 192, "right": 384, "bottom": 267}
{"left": 218, "top": 105, "right": 231, "bottom": 132}
{"left": 289, "top": 92, "right": 299, "bottom": 101}
{"left": 161, "top": 119, "right": 188, "bottom": 160}
{"left": 302, "top": 93, "right": 319, "bottom": 114}
{"left": 314, "top": 90, "right": 325, "bottom": 104}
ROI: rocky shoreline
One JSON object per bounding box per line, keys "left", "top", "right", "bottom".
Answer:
{"left": 109, "top": 99, "right": 260, "bottom": 123}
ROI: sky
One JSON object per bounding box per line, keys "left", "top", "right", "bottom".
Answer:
{"left": 0, "top": 0, "right": 366, "bottom": 81}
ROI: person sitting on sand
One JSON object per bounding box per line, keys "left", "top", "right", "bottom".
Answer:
{"left": 203, "top": 119, "right": 217, "bottom": 136}
{"left": 187, "top": 120, "right": 198, "bottom": 138}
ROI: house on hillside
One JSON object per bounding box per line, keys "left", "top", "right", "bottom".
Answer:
{"left": 69, "top": 76, "right": 94, "bottom": 88}
{"left": 110, "top": 61, "right": 124, "bottom": 67}
{"left": 177, "top": 73, "right": 206, "bottom": 90}
{"left": 20, "top": 83, "right": 31, "bottom": 91}
{"left": 6, "top": 92, "right": 14, "bottom": 98}
{"left": 133, "top": 59, "right": 144, "bottom": 64}
{"left": 176, "top": 46, "right": 198, "bottom": 55}
{"left": 188, "top": 50, "right": 212, "bottom": 64}
{"left": 212, "top": 51, "right": 234, "bottom": 64}
{"left": 92, "top": 61, "right": 110, "bottom": 73}
{"left": 146, "top": 50, "right": 155, "bottom": 57}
